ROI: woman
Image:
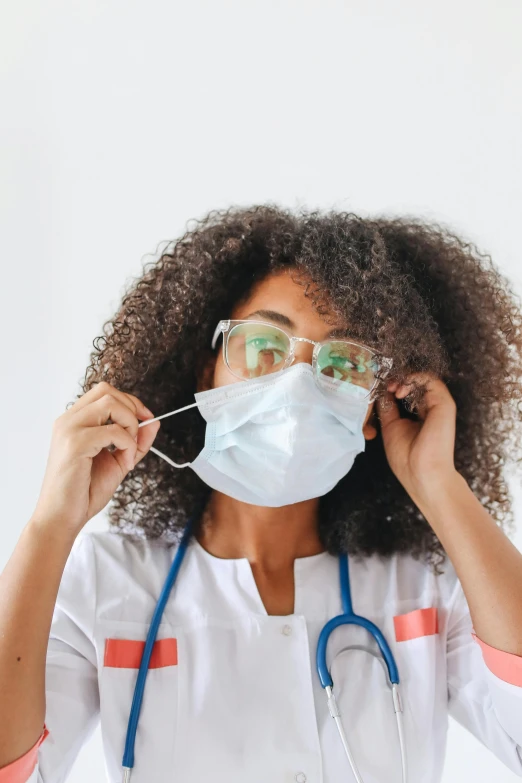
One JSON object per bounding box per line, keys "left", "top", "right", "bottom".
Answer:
{"left": 1, "top": 204, "right": 522, "bottom": 783}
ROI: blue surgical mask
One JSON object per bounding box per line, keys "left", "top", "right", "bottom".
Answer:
{"left": 142, "top": 363, "right": 369, "bottom": 507}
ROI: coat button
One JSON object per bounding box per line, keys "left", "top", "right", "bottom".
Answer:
{"left": 282, "top": 624, "right": 292, "bottom": 635}
{"left": 295, "top": 773, "right": 307, "bottom": 783}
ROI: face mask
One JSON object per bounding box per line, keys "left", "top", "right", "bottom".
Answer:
{"left": 145, "top": 362, "right": 369, "bottom": 507}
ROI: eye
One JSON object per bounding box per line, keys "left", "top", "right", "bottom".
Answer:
{"left": 328, "top": 352, "right": 357, "bottom": 369}
{"left": 244, "top": 335, "right": 287, "bottom": 369}
{"left": 247, "top": 337, "right": 278, "bottom": 350}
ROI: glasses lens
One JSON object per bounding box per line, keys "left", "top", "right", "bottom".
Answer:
{"left": 316, "top": 341, "right": 380, "bottom": 398}
{"left": 226, "top": 323, "right": 291, "bottom": 379}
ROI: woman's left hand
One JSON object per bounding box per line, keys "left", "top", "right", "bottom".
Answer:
{"left": 376, "top": 372, "right": 458, "bottom": 502}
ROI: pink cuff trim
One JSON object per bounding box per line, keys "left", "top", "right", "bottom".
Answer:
{"left": 393, "top": 607, "right": 439, "bottom": 641}
{"left": 472, "top": 631, "right": 522, "bottom": 687}
{"left": 0, "top": 724, "right": 49, "bottom": 782}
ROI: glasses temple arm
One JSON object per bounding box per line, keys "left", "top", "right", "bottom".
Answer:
{"left": 211, "top": 321, "right": 225, "bottom": 350}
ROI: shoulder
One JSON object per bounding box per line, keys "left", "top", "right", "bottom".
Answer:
{"left": 56, "top": 528, "right": 181, "bottom": 625}
{"left": 86, "top": 527, "right": 179, "bottom": 589}
{"left": 63, "top": 528, "right": 176, "bottom": 578}
{"left": 348, "top": 548, "right": 460, "bottom": 612}
{"left": 86, "top": 527, "right": 176, "bottom": 561}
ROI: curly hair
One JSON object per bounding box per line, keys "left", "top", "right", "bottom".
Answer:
{"left": 75, "top": 204, "right": 522, "bottom": 575}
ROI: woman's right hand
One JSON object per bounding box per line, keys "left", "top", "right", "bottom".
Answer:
{"left": 31, "top": 381, "right": 161, "bottom": 537}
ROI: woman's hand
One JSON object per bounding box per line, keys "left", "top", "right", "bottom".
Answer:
{"left": 31, "top": 381, "right": 161, "bottom": 537}
{"left": 376, "top": 372, "right": 458, "bottom": 502}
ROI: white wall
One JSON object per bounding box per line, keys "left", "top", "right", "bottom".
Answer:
{"left": 1, "top": 1, "right": 521, "bottom": 781}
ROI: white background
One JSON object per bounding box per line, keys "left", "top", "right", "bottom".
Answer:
{"left": 1, "top": 1, "right": 522, "bottom": 781}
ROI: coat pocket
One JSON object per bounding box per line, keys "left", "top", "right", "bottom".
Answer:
{"left": 95, "top": 619, "right": 182, "bottom": 783}
{"left": 389, "top": 605, "right": 445, "bottom": 777}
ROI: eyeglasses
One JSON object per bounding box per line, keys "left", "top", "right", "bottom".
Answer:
{"left": 211, "top": 319, "right": 393, "bottom": 402}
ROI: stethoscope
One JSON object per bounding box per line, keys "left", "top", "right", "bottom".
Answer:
{"left": 121, "top": 513, "right": 408, "bottom": 783}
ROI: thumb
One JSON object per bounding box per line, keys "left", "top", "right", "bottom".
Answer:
{"left": 376, "top": 391, "right": 401, "bottom": 429}
{"left": 134, "top": 418, "right": 161, "bottom": 465}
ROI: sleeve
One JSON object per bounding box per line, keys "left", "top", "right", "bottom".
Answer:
{"left": 0, "top": 533, "right": 101, "bottom": 783}
{"left": 446, "top": 573, "right": 522, "bottom": 776}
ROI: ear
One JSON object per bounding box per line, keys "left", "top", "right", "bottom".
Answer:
{"left": 197, "top": 349, "right": 217, "bottom": 393}
{"left": 363, "top": 405, "right": 378, "bottom": 441}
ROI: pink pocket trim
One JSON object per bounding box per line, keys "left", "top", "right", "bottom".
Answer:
{"left": 472, "top": 631, "right": 522, "bottom": 687}
{"left": 0, "top": 724, "right": 49, "bottom": 782}
{"left": 393, "top": 607, "right": 439, "bottom": 641}
{"left": 104, "top": 637, "right": 178, "bottom": 668}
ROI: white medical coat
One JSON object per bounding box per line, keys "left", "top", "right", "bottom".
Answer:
{"left": 2, "top": 528, "right": 522, "bottom": 783}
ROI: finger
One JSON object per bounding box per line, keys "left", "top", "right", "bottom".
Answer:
{"left": 66, "top": 381, "right": 154, "bottom": 421}
{"left": 396, "top": 373, "right": 454, "bottom": 408}
{"left": 396, "top": 373, "right": 456, "bottom": 429}
{"left": 73, "top": 395, "right": 141, "bottom": 442}
{"left": 395, "top": 371, "right": 441, "bottom": 399}
{"left": 77, "top": 421, "right": 138, "bottom": 473}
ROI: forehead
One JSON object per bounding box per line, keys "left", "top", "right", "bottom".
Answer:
{"left": 231, "top": 270, "right": 348, "bottom": 333}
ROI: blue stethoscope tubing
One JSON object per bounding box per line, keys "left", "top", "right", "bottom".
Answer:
{"left": 121, "top": 514, "right": 408, "bottom": 783}
{"left": 316, "top": 553, "right": 407, "bottom": 783}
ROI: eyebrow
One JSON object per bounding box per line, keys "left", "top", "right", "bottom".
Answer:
{"left": 244, "top": 310, "right": 294, "bottom": 327}
{"left": 243, "top": 310, "right": 353, "bottom": 339}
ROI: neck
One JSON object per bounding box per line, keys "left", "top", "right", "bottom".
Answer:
{"left": 196, "top": 491, "right": 325, "bottom": 572}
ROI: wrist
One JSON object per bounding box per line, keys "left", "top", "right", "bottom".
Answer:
{"left": 409, "top": 470, "right": 466, "bottom": 514}
{"left": 25, "top": 514, "right": 81, "bottom": 550}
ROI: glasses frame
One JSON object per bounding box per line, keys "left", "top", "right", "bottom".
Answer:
{"left": 211, "top": 319, "right": 393, "bottom": 403}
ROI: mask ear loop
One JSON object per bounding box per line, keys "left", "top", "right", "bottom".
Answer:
{"left": 138, "top": 402, "right": 200, "bottom": 468}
